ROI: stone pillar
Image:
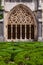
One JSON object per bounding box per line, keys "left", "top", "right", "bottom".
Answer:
{"left": 42, "top": 2, "right": 43, "bottom": 41}
{"left": 4, "top": 11, "right": 9, "bottom": 41}
{"left": 38, "top": 0, "right": 43, "bottom": 41}
{"left": 34, "top": 0, "right": 38, "bottom": 10}
{"left": 38, "top": 22, "right": 42, "bottom": 41}
{"left": 1, "top": 0, "right": 4, "bottom": 6}
{"left": 41, "top": 9, "right": 43, "bottom": 41}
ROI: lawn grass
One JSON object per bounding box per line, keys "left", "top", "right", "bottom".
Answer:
{"left": 0, "top": 42, "right": 43, "bottom": 65}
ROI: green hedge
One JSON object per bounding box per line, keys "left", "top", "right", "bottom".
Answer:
{"left": 0, "top": 6, "right": 3, "bottom": 10}
{"left": 0, "top": 14, "right": 3, "bottom": 19}
{"left": 0, "top": 42, "right": 43, "bottom": 65}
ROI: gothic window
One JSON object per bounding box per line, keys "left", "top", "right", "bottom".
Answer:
{"left": 7, "top": 5, "right": 37, "bottom": 40}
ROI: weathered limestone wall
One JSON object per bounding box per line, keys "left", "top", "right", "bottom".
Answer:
{"left": 4, "top": 2, "right": 35, "bottom": 11}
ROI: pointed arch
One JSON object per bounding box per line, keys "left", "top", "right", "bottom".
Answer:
{"left": 7, "top": 4, "right": 38, "bottom": 41}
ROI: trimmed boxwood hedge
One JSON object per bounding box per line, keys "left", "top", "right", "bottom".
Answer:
{"left": 0, "top": 6, "right": 3, "bottom": 10}
{"left": 0, "top": 14, "right": 3, "bottom": 19}
{"left": 0, "top": 42, "right": 43, "bottom": 65}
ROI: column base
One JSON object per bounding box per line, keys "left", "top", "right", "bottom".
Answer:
{"left": 38, "top": 37, "right": 43, "bottom": 41}
{"left": 0, "top": 36, "right": 4, "bottom": 42}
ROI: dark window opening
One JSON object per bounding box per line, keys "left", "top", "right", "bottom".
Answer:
{"left": 26, "top": 25, "right": 29, "bottom": 39}
{"left": 17, "top": 25, "right": 20, "bottom": 39}
{"left": 13, "top": 25, "right": 16, "bottom": 39}
{"left": 8, "top": 25, "right": 11, "bottom": 39}
{"left": 31, "top": 25, "right": 34, "bottom": 39}
{"left": 5, "top": 0, "right": 32, "bottom": 2}
{"left": 22, "top": 25, "right": 25, "bottom": 39}
{"left": 21, "top": 0, "right": 32, "bottom": 2}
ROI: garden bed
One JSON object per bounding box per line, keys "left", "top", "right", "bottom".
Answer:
{"left": 0, "top": 42, "right": 43, "bottom": 65}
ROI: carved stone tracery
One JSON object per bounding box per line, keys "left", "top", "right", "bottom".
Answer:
{"left": 8, "top": 5, "right": 34, "bottom": 25}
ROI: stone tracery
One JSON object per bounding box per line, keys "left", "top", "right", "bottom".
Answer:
{"left": 8, "top": 5, "right": 34, "bottom": 25}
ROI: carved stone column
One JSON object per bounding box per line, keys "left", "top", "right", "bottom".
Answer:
{"left": 4, "top": 11, "right": 8, "bottom": 41}
{"left": 42, "top": 5, "right": 43, "bottom": 41}
{"left": 42, "top": 10, "right": 43, "bottom": 41}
